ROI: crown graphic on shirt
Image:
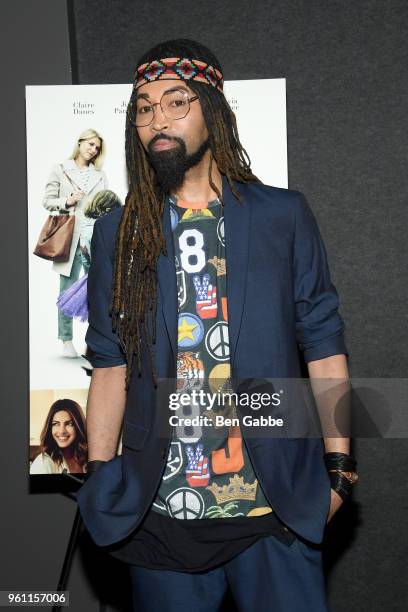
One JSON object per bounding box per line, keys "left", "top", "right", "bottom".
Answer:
{"left": 206, "top": 474, "right": 258, "bottom": 504}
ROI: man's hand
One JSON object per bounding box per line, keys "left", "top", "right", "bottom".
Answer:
{"left": 326, "top": 488, "right": 344, "bottom": 523}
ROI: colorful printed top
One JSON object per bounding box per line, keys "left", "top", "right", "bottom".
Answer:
{"left": 151, "top": 195, "right": 273, "bottom": 520}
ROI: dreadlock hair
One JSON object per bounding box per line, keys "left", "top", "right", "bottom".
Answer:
{"left": 111, "top": 39, "right": 261, "bottom": 391}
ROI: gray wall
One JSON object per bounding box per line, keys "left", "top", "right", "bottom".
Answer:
{"left": 0, "top": 0, "right": 406, "bottom": 610}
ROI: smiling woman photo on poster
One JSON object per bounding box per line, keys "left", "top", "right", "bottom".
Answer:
{"left": 30, "top": 398, "right": 87, "bottom": 475}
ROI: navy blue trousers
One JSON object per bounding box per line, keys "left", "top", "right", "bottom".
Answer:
{"left": 128, "top": 535, "right": 330, "bottom": 611}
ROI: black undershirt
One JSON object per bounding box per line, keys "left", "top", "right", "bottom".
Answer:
{"left": 108, "top": 507, "right": 297, "bottom": 573}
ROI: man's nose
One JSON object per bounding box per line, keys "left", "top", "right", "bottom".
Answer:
{"left": 151, "top": 105, "right": 169, "bottom": 131}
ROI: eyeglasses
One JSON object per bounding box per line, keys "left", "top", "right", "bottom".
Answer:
{"left": 127, "top": 89, "right": 199, "bottom": 127}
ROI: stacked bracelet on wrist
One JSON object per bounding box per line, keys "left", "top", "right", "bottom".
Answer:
{"left": 324, "top": 452, "right": 358, "bottom": 501}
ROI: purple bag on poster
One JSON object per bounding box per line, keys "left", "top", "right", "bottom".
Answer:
{"left": 57, "top": 274, "right": 88, "bottom": 322}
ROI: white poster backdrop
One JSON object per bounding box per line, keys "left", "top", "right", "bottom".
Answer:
{"left": 26, "top": 79, "right": 287, "bottom": 393}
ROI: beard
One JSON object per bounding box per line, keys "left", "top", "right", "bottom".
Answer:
{"left": 147, "top": 134, "right": 210, "bottom": 193}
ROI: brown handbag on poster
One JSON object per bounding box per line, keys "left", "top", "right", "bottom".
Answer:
{"left": 33, "top": 213, "right": 76, "bottom": 262}
{"left": 33, "top": 165, "right": 81, "bottom": 262}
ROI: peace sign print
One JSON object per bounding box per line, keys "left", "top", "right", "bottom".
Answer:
{"left": 205, "top": 321, "right": 230, "bottom": 361}
{"left": 217, "top": 216, "right": 225, "bottom": 246}
{"left": 166, "top": 487, "right": 205, "bottom": 519}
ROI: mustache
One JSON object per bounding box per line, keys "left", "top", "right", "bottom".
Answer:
{"left": 147, "top": 133, "right": 185, "bottom": 151}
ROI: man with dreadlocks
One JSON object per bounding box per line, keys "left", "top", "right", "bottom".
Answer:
{"left": 77, "top": 39, "right": 357, "bottom": 611}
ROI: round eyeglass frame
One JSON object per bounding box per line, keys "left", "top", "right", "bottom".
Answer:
{"left": 127, "top": 89, "right": 199, "bottom": 128}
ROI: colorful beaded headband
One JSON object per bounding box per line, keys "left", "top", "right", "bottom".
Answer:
{"left": 134, "top": 57, "right": 224, "bottom": 93}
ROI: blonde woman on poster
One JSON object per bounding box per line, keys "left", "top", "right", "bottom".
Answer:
{"left": 42, "top": 128, "right": 108, "bottom": 358}
{"left": 30, "top": 399, "right": 87, "bottom": 474}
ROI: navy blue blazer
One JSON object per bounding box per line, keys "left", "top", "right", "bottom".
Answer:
{"left": 76, "top": 176, "right": 348, "bottom": 547}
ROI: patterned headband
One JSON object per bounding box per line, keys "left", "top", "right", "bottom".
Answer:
{"left": 134, "top": 57, "right": 224, "bottom": 93}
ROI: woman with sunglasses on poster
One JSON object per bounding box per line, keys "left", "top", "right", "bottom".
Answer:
{"left": 42, "top": 128, "right": 108, "bottom": 359}
{"left": 30, "top": 399, "right": 87, "bottom": 474}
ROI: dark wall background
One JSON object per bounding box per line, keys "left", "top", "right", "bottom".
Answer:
{"left": 0, "top": 2, "right": 129, "bottom": 611}
{"left": 0, "top": 0, "right": 406, "bottom": 610}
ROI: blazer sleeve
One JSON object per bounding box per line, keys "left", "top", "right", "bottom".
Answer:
{"left": 293, "top": 192, "right": 348, "bottom": 362}
{"left": 42, "top": 164, "right": 69, "bottom": 212}
{"left": 85, "top": 219, "right": 126, "bottom": 368}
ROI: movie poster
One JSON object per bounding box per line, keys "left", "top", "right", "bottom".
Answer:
{"left": 26, "top": 80, "right": 287, "bottom": 476}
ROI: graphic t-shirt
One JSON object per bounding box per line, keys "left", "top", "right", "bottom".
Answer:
{"left": 151, "top": 195, "right": 273, "bottom": 520}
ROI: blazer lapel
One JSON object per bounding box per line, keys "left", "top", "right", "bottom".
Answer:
{"left": 156, "top": 176, "right": 252, "bottom": 370}
{"left": 86, "top": 164, "right": 104, "bottom": 193}
{"left": 157, "top": 197, "right": 178, "bottom": 359}
{"left": 61, "top": 162, "right": 103, "bottom": 194}
{"left": 222, "top": 176, "right": 251, "bottom": 371}
{"left": 61, "top": 162, "right": 82, "bottom": 191}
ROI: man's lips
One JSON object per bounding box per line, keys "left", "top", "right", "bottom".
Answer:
{"left": 151, "top": 139, "right": 179, "bottom": 151}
